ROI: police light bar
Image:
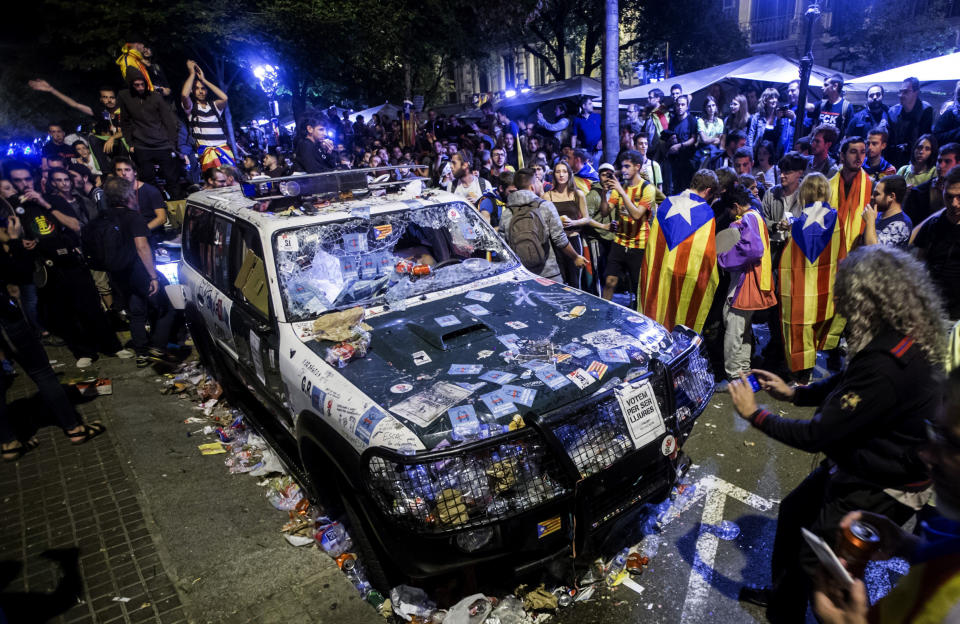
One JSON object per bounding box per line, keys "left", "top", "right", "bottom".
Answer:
{"left": 241, "top": 167, "right": 428, "bottom": 200}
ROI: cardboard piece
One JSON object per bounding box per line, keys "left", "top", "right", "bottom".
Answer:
{"left": 234, "top": 249, "right": 270, "bottom": 316}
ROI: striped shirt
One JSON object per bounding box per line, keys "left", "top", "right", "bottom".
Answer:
{"left": 189, "top": 102, "right": 227, "bottom": 148}
{"left": 609, "top": 181, "right": 655, "bottom": 249}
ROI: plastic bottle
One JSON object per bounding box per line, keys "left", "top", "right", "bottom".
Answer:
{"left": 316, "top": 522, "right": 354, "bottom": 557}
{"left": 341, "top": 557, "right": 372, "bottom": 597}
{"left": 605, "top": 548, "right": 630, "bottom": 586}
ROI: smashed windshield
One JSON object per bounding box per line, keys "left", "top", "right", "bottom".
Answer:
{"left": 274, "top": 202, "right": 518, "bottom": 321}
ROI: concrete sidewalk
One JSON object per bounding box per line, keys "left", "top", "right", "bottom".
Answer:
{"left": 0, "top": 348, "right": 380, "bottom": 624}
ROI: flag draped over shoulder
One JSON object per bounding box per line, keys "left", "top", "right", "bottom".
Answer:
{"left": 829, "top": 170, "right": 870, "bottom": 252}
{"left": 639, "top": 190, "right": 718, "bottom": 333}
{"left": 778, "top": 201, "right": 848, "bottom": 372}
{"left": 115, "top": 45, "right": 153, "bottom": 91}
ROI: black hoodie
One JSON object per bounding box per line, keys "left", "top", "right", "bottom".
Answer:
{"left": 118, "top": 68, "right": 178, "bottom": 151}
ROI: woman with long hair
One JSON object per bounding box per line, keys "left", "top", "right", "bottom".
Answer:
{"left": 752, "top": 140, "right": 780, "bottom": 193}
{"left": 697, "top": 95, "right": 724, "bottom": 164}
{"left": 747, "top": 87, "right": 793, "bottom": 159}
{"left": 722, "top": 95, "right": 751, "bottom": 147}
{"left": 729, "top": 245, "right": 947, "bottom": 622}
{"left": 776, "top": 173, "right": 849, "bottom": 381}
{"left": 896, "top": 133, "right": 938, "bottom": 188}
{"left": 542, "top": 160, "right": 590, "bottom": 290}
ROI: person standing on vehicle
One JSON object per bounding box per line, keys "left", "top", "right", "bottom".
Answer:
{"left": 118, "top": 69, "right": 182, "bottom": 198}
{"left": 729, "top": 245, "right": 946, "bottom": 624}
{"left": 101, "top": 177, "right": 176, "bottom": 369}
{"left": 181, "top": 60, "right": 234, "bottom": 173}
{"left": 500, "top": 168, "right": 586, "bottom": 282}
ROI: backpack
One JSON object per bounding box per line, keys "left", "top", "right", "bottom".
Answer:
{"left": 508, "top": 199, "right": 549, "bottom": 274}
{"left": 81, "top": 210, "right": 136, "bottom": 272}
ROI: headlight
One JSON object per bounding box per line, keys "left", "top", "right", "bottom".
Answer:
{"left": 364, "top": 432, "right": 569, "bottom": 534}
{"left": 670, "top": 334, "right": 715, "bottom": 427}
{"left": 156, "top": 261, "right": 180, "bottom": 285}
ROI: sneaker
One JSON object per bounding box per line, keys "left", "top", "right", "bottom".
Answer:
{"left": 76, "top": 357, "right": 94, "bottom": 368}
{"left": 136, "top": 356, "right": 151, "bottom": 369}
{"left": 114, "top": 349, "right": 135, "bottom": 359}
{"left": 715, "top": 380, "right": 730, "bottom": 393}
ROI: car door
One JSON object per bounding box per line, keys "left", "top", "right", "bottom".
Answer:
{"left": 228, "top": 220, "right": 288, "bottom": 428}
{"left": 181, "top": 206, "right": 239, "bottom": 359}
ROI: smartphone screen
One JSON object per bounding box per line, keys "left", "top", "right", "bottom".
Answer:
{"left": 746, "top": 373, "right": 761, "bottom": 393}
{"left": 802, "top": 528, "right": 854, "bottom": 587}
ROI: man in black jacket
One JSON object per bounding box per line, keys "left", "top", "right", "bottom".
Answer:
{"left": 728, "top": 246, "right": 945, "bottom": 623}
{"left": 933, "top": 80, "right": 960, "bottom": 147}
{"left": 295, "top": 117, "right": 337, "bottom": 173}
{"left": 118, "top": 69, "right": 182, "bottom": 197}
{"left": 887, "top": 77, "right": 934, "bottom": 169}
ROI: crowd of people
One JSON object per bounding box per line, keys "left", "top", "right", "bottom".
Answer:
{"left": 2, "top": 37, "right": 960, "bottom": 620}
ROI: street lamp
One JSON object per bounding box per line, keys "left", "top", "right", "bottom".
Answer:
{"left": 794, "top": 1, "right": 821, "bottom": 146}
{"left": 254, "top": 64, "right": 281, "bottom": 142}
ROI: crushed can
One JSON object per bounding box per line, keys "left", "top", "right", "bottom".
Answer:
{"left": 835, "top": 520, "right": 881, "bottom": 579}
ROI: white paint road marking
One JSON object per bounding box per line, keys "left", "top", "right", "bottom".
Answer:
{"left": 678, "top": 476, "right": 776, "bottom": 624}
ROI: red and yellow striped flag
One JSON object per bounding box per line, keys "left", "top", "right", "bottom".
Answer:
{"left": 829, "top": 170, "right": 871, "bottom": 252}
{"left": 638, "top": 190, "right": 718, "bottom": 333}
{"left": 778, "top": 201, "right": 848, "bottom": 372}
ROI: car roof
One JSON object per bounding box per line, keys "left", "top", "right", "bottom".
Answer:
{"left": 185, "top": 185, "right": 468, "bottom": 236}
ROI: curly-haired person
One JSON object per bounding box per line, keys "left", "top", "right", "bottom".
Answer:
{"left": 729, "top": 245, "right": 947, "bottom": 623}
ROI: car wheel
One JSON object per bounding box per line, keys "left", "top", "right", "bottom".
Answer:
{"left": 340, "top": 492, "right": 394, "bottom": 592}
{"left": 188, "top": 316, "right": 242, "bottom": 397}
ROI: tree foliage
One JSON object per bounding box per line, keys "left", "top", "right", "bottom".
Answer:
{"left": 824, "top": 0, "right": 960, "bottom": 75}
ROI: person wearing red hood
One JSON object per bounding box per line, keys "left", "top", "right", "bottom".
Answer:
{"left": 118, "top": 66, "right": 182, "bottom": 198}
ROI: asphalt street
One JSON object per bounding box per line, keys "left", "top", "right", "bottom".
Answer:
{"left": 3, "top": 337, "right": 882, "bottom": 624}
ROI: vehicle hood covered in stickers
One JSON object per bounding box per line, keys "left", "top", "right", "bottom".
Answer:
{"left": 302, "top": 274, "right": 681, "bottom": 450}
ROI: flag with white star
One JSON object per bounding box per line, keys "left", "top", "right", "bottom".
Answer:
{"left": 638, "top": 190, "right": 718, "bottom": 333}
{"left": 779, "top": 201, "right": 849, "bottom": 372}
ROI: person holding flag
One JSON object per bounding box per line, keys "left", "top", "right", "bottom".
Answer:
{"left": 181, "top": 60, "right": 234, "bottom": 173}
{"left": 829, "top": 136, "right": 872, "bottom": 251}
{"left": 778, "top": 173, "right": 849, "bottom": 380}
{"left": 716, "top": 184, "right": 777, "bottom": 390}
{"left": 638, "top": 169, "right": 720, "bottom": 333}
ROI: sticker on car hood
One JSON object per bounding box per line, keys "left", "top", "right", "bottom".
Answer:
{"left": 389, "top": 381, "right": 474, "bottom": 427}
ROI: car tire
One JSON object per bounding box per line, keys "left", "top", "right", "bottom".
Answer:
{"left": 340, "top": 493, "right": 394, "bottom": 592}
{"left": 188, "top": 314, "right": 243, "bottom": 398}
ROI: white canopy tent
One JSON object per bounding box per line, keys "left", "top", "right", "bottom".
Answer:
{"left": 348, "top": 102, "right": 402, "bottom": 123}
{"left": 619, "top": 54, "right": 853, "bottom": 107}
{"left": 845, "top": 52, "right": 960, "bottom": 102}
{"left": 496, "top": 76, "right": 601, "bottom": 112}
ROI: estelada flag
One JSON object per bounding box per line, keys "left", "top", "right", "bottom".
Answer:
{"left": 638, "top": 190, "right": 718, "bottom": 333}
{"left": 829, "top": 170, "right": 871, "bottom": 252}
{"left": 778, "top": 201, "right": 848, "bottom": 372}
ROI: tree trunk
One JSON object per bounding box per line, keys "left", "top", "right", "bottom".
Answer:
{"left": 291, "top": 79, "right": 307, "bottom": 122}
{"left": 556, "top": 36, "right": 567, "bottom": 80}
{"left": 602, "top": 0, "right": 619, "bottom": 164}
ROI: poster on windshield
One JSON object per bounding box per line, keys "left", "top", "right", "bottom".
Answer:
{"left": 615, "top": 379, "right": 665, "bottom": 449}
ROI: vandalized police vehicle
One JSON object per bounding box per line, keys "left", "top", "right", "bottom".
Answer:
{"left": 180, "top": 169, "right": 714, "bottom": 581}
